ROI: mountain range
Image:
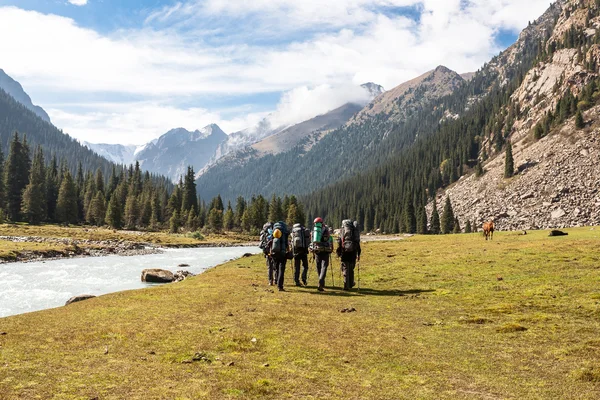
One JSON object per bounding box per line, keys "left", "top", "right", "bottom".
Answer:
{"left": 84, "top": 83, "right": 384, "bottom": 181}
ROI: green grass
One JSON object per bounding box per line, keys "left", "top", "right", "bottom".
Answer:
{"left": 1, "top": 228, "right": 600, "bottom": 398}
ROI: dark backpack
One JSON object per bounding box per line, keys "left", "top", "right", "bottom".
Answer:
{"left": 271, "top": 221, "right": 289, "bottom": 257}
{"left": 259, "top": 222, "right": 273, "bottom": 249}
{"left": 341, "top": 219, "right": 359, "bottom": 253}
{"left": 291, "top": 224, "right": 310, "bottom": 254}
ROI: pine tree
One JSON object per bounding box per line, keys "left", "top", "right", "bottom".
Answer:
{"left": 441, "top": 196, "right": 455, "bottom": 234}
{"left": 208, "top": 208, "right": 223, "bottom": 232}
{"left": 430, "top": 202, "right": 441, "bottom": 234}
{"left": 504, "top": 141, "right": 514, "bottom": 179}
{"left": 0, "top": 144, "right": 5, "bottom": 213}
{"left": 169, "top": 210, "right": 180, "bottom": 234}
{"left": 150, "top": 194, "right": 161, "bottom": 230}
{"left": 241, "top": 209, "right": 251, "bottom": 232}
{"left": 88, "top": 191, "right": 106, "bottom": 226}
{"left": 475, "top": 161, "right": 485, "bottom": 178}
{"left": 210, "top": 195, "right": 224, "bottom": 212}
{"left": 94, "top": 168, "right": 105, "bottom": 195}
{"left": 403, "top": 198, "right": 416, "bottom": 234}
{"left": 21, "top": 146, "right": 46, "bottom": 224}
{"left": 465, "top": 220, "right": 472, "bottom": 234}
{"left": 187, "top": 207, "right": 199, "bottom": 231}
{"left": 105, "top": 197, "right": 123, "bottom": 229}
{"left": 416, "top": 206, "right": 428, "bottom": 235}
{"left": 453, "top": 218, "right": 462, "bottom": 234}
{"left": 181, "top": 166, "right": 198, "bottom": 213}
{"left": 124, "top": 194, "right": 139, "bottom": 230}
{"left": 234, "top": 196, "right": 246, "bottom": 228}
{"left": 576, "top": 109, "right": 585, "bottom": 129}
{"left": 223, "top": 202, "right": 235, "bottom": 231}
{"left": 268, "top": 195, "right": 284, "bottom": 223}
{"left": 45, "top": 156, "right": 59, "bottom": 222}
{"left": 56, "top": 171, "right": 78, "bottom": 225}
{"left": 286, "top": 203, "right": 299, "bottom": 226}
{"left": 4, "top": 133, "right": 31, "bottom": 221}
{"left": 139, "top": 197, "right": 152, "bottom": 227}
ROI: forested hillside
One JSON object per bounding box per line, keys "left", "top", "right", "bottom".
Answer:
{"left": 196, "top": 67, "right": 466, "bottom": 201}
{"left": 304, "top": 0, "right": 576, "bottom": 232}
{"left": 0, "top": 88, "right": 115, "bottom": 177}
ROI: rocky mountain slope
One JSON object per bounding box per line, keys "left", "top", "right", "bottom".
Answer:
{"left": 197, "top": 66, "right": 466, "bottom": 201}
{"left": 0, "top": 68, "right": 51, "bottom": 123}
{"left": 428, "top": 0, "right": 600, "bottom": 231}
{"left": 438, "top": 107, "right": 600, "bottom": 231}
{"left": 350, "top": 66, "right": 463, "bottom": 124}
{"left": 251, "top": 102, "right": 363, "bottom": 155}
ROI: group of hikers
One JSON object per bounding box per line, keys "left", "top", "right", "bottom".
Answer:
{"left": 259, "top": 218, "right": 362, "bottom": 292}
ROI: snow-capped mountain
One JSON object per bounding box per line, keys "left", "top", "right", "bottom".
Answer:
{"left": 84, "top": 142, "right": 139, "bottom": 166}
{"left": 85, "top": 124, "right": 227, "bottom": 181}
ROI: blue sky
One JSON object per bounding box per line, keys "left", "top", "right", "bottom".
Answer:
{"left": 0, "top": 0, "right": 552, "bottom": 144}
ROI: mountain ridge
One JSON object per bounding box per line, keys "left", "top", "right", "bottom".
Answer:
{"left": 0, "top": 69, "right": 51, "bottom": 123}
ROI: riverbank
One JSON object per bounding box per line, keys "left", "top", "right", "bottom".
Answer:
{"left": 0, "top": 224, "right": 256, "bottom": 263}
{"left": 1, "top": 228, "right": 599, "bottom": 398}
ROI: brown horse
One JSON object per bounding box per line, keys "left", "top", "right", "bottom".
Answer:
{"left": 483, "top": 221, "right": 495, "bottom": 241}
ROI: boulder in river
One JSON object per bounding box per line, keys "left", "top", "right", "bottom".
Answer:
{"left": 65, "top": 294, "right": 96, "bottom": 306}
{"left": 141, "top": 269, "right": 175, "bottom": 283}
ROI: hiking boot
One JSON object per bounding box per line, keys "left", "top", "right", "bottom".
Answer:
{"left": 317, "top": 286, "right": 324, "bottom": 292}
{"left": 302, "top": 280, "right": 307, "bottom": 286}
{"left": 278, "top": 287, "right": 286, "bottom": 292}
{"left": 295, "top": 281, "right": 302, "bottom": 287}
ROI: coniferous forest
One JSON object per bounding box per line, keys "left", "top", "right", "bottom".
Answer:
{"left": 0, "top": 132, "right": 305, "bottom": 234}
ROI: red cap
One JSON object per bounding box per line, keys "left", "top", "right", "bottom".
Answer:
{"left": 314, "top": 217, "right": 323, "bottom": 224}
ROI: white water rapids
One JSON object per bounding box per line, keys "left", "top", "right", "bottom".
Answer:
{"left": 0, "top": 247, "right": 259, "bottom": 318}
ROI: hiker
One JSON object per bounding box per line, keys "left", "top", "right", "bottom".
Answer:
{"left": 309, "top": 217, "right": 333, "bottom": 292}
{"left": 336, "top": 220, "right": 361, "bottom": 291}
{"left": 260, "top": 222, "right": 276, "bottom": 285}
{"left": 291, "top": 223, "right": 311, "bottom": 286}
{"left": 270, "top": 221, "right": 290, "bottom": 292}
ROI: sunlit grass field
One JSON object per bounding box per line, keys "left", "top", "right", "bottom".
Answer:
{"left": 1, "top": 228, "right": 599, "bottom": 398}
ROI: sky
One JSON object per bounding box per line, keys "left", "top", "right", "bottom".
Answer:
{"left": 0, "top": 0, "right": 554, "bottom": 145}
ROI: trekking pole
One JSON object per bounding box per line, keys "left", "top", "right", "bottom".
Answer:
{"left": 330, "top": 254, "right": 335, "bottom": 287}
{"left": 357, "top": 260, "right": 361, "bottom": 293}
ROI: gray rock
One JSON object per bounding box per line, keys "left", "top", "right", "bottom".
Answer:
{"left": 173, "top": 270, "right": 195, "bottom": 282}
{"left": 141, "top": 269, "right": 174, "bottom": 283}
{"left": 65, "top": 294, "right": 96, "bottom": 306}
{"left": 551, "top": 209, "right": 566, "bottom": 220}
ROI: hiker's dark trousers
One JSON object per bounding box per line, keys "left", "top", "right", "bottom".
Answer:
{"left": 294, "top": 253, "right": 309, "bottom": 284}
{"left": 266, "top": 256, "right": 277, "bottom": 283}
{"left": 273, "top": 255, "right": 287, "bottom": 290}
{"left": 342, "top": 261, "right": 356, "bottom": 289}
{"left": 341, "top": 252, "right": 358, "bottom": 290}
{"left": 315, "top": 253, "right": 329, "bottom": 288}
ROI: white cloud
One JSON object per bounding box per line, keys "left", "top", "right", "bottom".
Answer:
{"left": 67, "top": 0, "right": 88, "bottom": 6}
{"left": 268, "top": 84, "right": 372, "bottom": 129}
{"left": 48, "top": 101, "right": 268, "bottom": 144}
{"left": 0, "top": 0, "right": 553, "bottom": 145}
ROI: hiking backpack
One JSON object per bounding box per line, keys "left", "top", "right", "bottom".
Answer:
{"left": 259, "top": 222, "right": 273, "bottom": 249}
{"left": 291, "top": 224, "right": 310, "bottom": 254}
{"left": 341, "top": 219, "right": 360, "bottom": 253}
{"left": 271, "top": 221, "right": 289, "bottom": 257}
{"left": 312, "top": 222, "right": 323, "bottom": 243}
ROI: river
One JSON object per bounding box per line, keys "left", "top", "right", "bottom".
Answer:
{"left": 0, "top": 246, "right": 259, "bottom": 318}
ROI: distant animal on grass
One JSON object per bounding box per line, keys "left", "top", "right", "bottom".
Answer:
{"left": 483, "top": 221, "right": 495, "bottom": 241}
{"left": 549, "top": 230, "right": 568, "bottom": 237}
